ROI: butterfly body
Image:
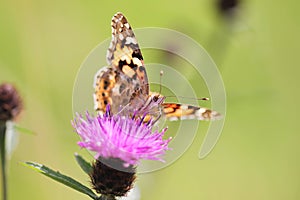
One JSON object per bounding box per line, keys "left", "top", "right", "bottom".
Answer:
{"left": 94, "top": 12, "right": 221, "bottom": 121}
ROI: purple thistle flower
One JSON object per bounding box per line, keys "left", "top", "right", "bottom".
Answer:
{"left": 72, "top": 105, "right": 171, "bottom": 167}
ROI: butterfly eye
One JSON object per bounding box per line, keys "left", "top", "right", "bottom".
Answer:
{"left": 153, "top": 95, "right": 158, "bottom": 102}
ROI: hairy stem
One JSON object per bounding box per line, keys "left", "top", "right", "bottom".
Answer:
{"left": 0, "top": 121, "right": 7, "bottom": 200}
{"left": 98, "top": 195, "right": 116, "bottom": 200}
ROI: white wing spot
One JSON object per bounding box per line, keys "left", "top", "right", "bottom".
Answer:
{"left": 180, "top": 105, "right": 188, "bottom": 110}
{"left": 199, "top": 108, "right": 207, "bottom": 113}
{"left": 109, "top": 40, "right": 114, "bottom": 49}
{"left": 119, "top": 34, "right": 124, "bottom": 40}
{"left": 124, "top": 23, "right": 130, "bottom": 29}
{"left": 125, "top": 37, "right": 137, "bottom": 45}
{"left": 132, "top": 57, "right": 142, "bottom": 66}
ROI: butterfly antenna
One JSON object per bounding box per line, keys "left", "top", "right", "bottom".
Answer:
{"left": 158, "top": 71, "right": 208, "bottom": 101}
{"left": 159, "top": 70, "right": 163, "bottom": 94}
{"left": 164, "top": 95, "right": 210, "bottom": 101}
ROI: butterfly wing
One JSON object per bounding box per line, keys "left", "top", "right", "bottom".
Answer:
{"left": 94, "top": 12, "right": 221, "bottom": 122}
{"left": 107, "top": 12, "right": 149, "bottom": 94}
{"left": 93, "top": 66, "right": 117, "bottom": 113}
{"left": 162, "top": 103, "right": 221, "bottom": 121}
{"left": 94, "top": 12, "right": 149, "bottom": 114}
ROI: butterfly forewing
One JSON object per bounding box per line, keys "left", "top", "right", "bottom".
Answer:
{"left": 95, "top": 12, "right": 150, "bottom": 114}
{"left": 107, "top": 12, "right": 149, "bottom": 96}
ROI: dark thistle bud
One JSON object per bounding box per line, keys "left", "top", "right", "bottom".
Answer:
{"left": 216, "top": 0, "right": 240, "bottom": 17}
{"left": 90, "top": 158, "right": 136, "bottom": 198}
{"left": 0, "top": 83, "right": 22, "bottom": 122}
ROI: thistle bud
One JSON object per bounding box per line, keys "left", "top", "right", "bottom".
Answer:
{"left": 90, "top": 158, "right": 136, "bottom": 197}
{"left": 216, "top": 0, "right": 240, "bottom": 17}
{"left": 0, "top": 83, "right": 22, "bottom": 122}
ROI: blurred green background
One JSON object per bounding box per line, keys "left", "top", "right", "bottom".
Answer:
{"left": 1, "top": 0, "right": 300, "bottom": 199}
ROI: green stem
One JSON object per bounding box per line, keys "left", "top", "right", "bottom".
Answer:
{"left": 98, "top": 195, "right": 116, "bottom": 200}
{"left": 0, "top": 121, "right": 7, "bottom": 200}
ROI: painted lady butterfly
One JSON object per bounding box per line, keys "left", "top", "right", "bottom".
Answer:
{"left": 94, "top": 12, "right": 221, "bottom": 121}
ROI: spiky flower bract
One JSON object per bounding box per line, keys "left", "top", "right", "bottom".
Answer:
{"left": 90, "top": 158, "right": 136, "bottom": 197}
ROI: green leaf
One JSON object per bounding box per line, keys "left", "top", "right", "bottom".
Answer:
{"left": 14, "top": 124, "right": 36, "bottom": 135}
{"left": 23, "top": 161, "right": 98, "bottom": 199}
{"left": 74, "top": 153, "right": 93, "bottom": 175}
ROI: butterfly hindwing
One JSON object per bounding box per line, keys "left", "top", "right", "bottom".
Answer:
{"left": 162, "top": 103, "right": 221, "bottom": 121}
{"left": 94, "top": 66, "right": 132, "bottom": 114}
